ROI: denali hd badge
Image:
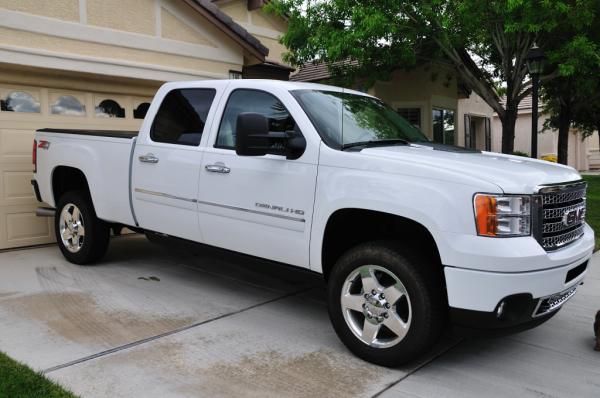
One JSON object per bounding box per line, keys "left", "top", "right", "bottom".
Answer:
{"left": 562, "top": 205, "right": 585, "bottom": 227}
{"left": 255, "top": 202, "right": 305, "bottom": 216}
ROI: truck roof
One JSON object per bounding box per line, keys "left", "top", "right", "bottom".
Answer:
{"left": 159, "top": 79, "right": 370, "bottom": 97}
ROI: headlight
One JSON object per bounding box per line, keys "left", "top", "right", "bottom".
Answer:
{"left": 474, "top": 194, "right": 531, "bottom": 237}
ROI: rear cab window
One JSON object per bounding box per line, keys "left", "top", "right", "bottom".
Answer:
{"left": 151, "top": 88, "right": 216, "bottom": 146}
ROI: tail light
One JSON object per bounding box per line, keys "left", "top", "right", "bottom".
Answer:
{"left": 32, "top": 139, "right": 37, "bottom": 173}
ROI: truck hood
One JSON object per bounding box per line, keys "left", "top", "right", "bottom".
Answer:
{"left": 360, "top": 143, "right": 582, "bottom": 193}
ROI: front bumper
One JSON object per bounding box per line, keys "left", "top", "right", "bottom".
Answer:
{"left": 444, "top": 231, "right": 591, "bottom": 332}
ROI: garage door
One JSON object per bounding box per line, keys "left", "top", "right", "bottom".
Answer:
{"left": 0, "top": 82, "right": 152, "bottom": 250}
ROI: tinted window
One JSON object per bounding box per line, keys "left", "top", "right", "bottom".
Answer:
{"left": 216, "top": 89, "right": 297, "bottom": 149}
{"left": 151, "top": 89, "right": 216, "bottom": 146}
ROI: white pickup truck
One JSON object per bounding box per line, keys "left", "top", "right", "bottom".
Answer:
{"left": 32, "top": 79, "right": 593, "bottom": 366}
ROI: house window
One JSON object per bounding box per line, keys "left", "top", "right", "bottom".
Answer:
{"left": 229, "top": 70, "right": 243, "bottom": 79}
{"left": 134, "top": 102, "right": 151, "bottom": 119}
{"left": 397, "top": 107, "right": 421, "bottom": 129}
{"left": 95, "top": 99, "right": 125, "bottom": 118}
{"left": 51, "top": 95, "right": 86, "bottom": 116}
{"left": 433, "top": 108, "right": 455, "bottom": 145}
{"left": 1, "top": 91, "right": 40, "bottom": 113}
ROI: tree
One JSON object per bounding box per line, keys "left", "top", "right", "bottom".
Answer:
{"left": 267, "top": 0, "right": 598, "bottom": 154}
{"left": 541, "top": 9, "right": 600, "bottom": 165}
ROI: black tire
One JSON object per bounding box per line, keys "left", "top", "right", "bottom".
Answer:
{"left": 327, "top": 241, "right": 444, "bottom": 367}
{"left": 54, "top": 190, "right": 110, "bottom": 265}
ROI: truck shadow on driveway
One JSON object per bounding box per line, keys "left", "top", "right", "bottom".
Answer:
{"left": 0, "top": 234, "right": 457, "bottom": 398}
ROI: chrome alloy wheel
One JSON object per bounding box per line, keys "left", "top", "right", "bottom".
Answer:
{"left": 59, "top": 203, "right": 85, "bottom": 253}
{"left": 341, "top": 265, "right": 412, "bottom": 348}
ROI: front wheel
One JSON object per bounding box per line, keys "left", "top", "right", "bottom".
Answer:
{"left": 55, "top": 190, "right": 110, "bottom": 265}
{"left": 327, "top": 241, "right": 444, "bottom": 367}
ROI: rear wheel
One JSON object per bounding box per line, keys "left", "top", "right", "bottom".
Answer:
{"left": 55, "top": 190, "right": 109, "bottom": 265}
{"left": 327, "top": 241, "right": 444, "bottom": 367}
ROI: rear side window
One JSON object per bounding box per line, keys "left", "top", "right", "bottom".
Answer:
{"left": 216, "top": 89, "right": 297, "bottom": 149}
{"left": 151, "top": 88, "right": 216, "bottom": 146}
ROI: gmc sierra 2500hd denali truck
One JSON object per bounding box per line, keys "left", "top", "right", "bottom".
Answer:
{"left": 32, "top": 80, "right": 593, "bottom": 366}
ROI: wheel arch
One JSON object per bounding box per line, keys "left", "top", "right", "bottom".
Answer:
{"left": 320, "top": 208, "right": 442, "bottom": 281}
{"left": 52, "top": 166, "right": 95, "bottom": 211}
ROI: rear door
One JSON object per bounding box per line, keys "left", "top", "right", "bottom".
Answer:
{"left": 131, "top": 85, "right": 219, "bottom": 241}
{"left": 197, "top": 86, "right": 319, "bottom": 268}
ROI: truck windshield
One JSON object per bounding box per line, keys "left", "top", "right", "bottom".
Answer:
{"left": 291, "top": 89, "right": 429, "bottom": 150}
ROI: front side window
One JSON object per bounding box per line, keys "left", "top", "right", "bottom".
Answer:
{"left": 291, "top": 90, "right": 428, "bottom": 149}
{"left": 216, "top": 89, "right": 297, "bottom": 149}
{"left": 1, "top": 91, "right": 40, "bottom": 113}
{"left": 151, "top": 89, "right": 216, "bottom": 146}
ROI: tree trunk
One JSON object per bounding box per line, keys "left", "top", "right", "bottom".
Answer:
{"left": 557, "top": 103, "right": 571, "bottom": 165}
{"left": 501, "top": 105, "right": 518, "bottom": 154}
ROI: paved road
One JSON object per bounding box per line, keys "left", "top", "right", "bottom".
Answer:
{"left": 0, "top": 235, "right": 598, "bottom": 397}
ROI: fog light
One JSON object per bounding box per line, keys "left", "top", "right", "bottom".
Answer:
{"left": 496, "top": 301, "right": 506, "bottom": 319}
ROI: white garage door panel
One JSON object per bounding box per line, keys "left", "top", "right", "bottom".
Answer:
{"left": 0, "top": 205, "right": 53, "bottom": 249}
{"left": 0, "top": 82, "right": 148, "bottom": 250}
{"left": 0, "top": 129, "right": 35, "bottom": 159}
{"left": 3, "top": 170, "right": 36, "bottom": 203}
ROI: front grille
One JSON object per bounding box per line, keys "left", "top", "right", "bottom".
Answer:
{"left": 537, "top": 181, "right": 587, "bottom": 251}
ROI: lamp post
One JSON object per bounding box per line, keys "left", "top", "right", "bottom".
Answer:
{"left": 525, "top": 43, "right": 545, "bottom": 159}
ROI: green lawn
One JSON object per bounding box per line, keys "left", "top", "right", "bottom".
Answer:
{"left": 583, "top": 175, "right": 600, "bottom": 251}
{"left": 0, "top": 352, "right": 77, "bottom": 398}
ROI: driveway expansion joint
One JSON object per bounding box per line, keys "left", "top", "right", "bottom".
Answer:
{"left": 42, "top": 285, "right": 316, "bottom": 375}
{"left": 370, "top": 338, "right": 464, "bottom": 398}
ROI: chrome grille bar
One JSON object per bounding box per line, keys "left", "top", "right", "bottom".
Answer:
{"left": 536, "top": 180, "right": 587, "bottom": 251}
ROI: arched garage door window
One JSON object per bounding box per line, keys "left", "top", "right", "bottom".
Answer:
{"left": 96, "top": 99, "right": 125, "bottom": 118}
{"left": 134, "top": 102, "right": 150, "bottom": 119}
{"left": 1, "top": 91, "right": 40, "bottom": 113}
{"left": 51, "top": 95, "right": 86, "bottom": 116}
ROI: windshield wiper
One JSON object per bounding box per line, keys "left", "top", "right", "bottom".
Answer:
{"left": 341, "top": 139, "right": 409, "bottom": 151}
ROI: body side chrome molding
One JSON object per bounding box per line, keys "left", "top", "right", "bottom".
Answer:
{"left": 134, "top": 188, "right": 306, "bottom": 222}
{"left": 134, "top": 188, "right": 196, "bottom": 203}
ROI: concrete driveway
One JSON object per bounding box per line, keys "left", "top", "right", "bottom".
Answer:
{"left": 0, "top": 235, "right": 598, "bottom": 397}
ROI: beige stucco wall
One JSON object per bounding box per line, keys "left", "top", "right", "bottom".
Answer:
{"left": 87, "top": 0, "right": 155, "bottom": 35}
{"left": 0, "top": 0, "right": 79, "bottom": 21}
{"left": 373, "top": 65, "right": 459, "bottom": 140}
{"left": 0, "top": 0, "right": 254, "bottom": 81}
{"left": 0, "top": 27, "right": 242, "bottom": 75}
{"left": 214, "top": 0, "right": 289, "bottom": 64}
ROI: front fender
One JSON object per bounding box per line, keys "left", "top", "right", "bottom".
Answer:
{"left": 309, "top": 165, "right": 499, "bottom": 273}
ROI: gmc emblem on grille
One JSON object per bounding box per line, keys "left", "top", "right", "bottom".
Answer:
{"left": 562, "top": 206, "right": 586, "bottom": 227}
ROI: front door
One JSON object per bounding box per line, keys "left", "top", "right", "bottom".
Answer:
{"left": 131, "top": 87, "right": 218, "bottom": 241}
{"left": 197, "top": 88, "right": 318, "bottom": 268}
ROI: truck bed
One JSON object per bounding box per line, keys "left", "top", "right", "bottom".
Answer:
{"left": 37, "top": 128, "right": 138, "bottom": 139}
